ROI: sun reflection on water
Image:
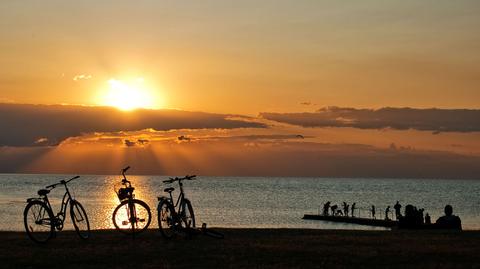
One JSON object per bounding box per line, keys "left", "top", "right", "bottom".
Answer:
{"left": 95, "top": 175, "right": 157, "bottom": 230}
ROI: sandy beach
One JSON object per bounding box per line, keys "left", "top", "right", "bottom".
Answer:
{"left": 1, "top": 229, "right": 479, "bottom": 268}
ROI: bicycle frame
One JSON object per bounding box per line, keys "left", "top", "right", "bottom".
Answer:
{"left": 162, "top": 178, "right": 191, "bottom": 220}
{"left": 29, "top": 181, "right": 76, "bottom": 230}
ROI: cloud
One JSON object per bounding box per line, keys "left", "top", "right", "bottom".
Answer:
{"left": 3, "top": 139, "right": 480, "bottom": 179}
{"left": 260, "top": 107, "right": 480, "bottom": 133}
{"left": 73, "top": 74, "right": 92, "bottom": 81}
{"left": 0, "top": 103, "right": 266, "bottom": 147}
{"left": 0, "top": 98, "right": 14, "bottom": 103}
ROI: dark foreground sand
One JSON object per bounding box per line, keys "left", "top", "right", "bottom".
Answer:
{"left": 1, "top": 229, "right": 479, "bottom": 268}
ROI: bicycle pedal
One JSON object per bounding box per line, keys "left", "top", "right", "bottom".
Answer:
{"left": 122, "top": 221, "right": 129, "bottom": 225}
{"left": 139, "top": 218, "right": 145, "bottom": 222}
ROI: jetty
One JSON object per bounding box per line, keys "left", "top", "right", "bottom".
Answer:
{"left": 303, "top": 214, "right": 398, "bottom": 228}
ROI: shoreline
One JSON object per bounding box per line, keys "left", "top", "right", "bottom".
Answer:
{"left": 2, "top": 228, "right": 479, "bottom": 268}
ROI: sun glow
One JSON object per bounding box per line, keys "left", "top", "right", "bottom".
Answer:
{"left": 99, "top": 78, "right": 160, "bottom": 111}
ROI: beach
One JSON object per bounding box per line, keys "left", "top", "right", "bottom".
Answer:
{"left": 2, "top": 229, "right": 479, "bottom": 268}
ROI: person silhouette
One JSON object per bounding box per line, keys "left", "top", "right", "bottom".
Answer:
{"left": 385, "top": 206, "right": 391, "bottom": 220}
{"left": 371, "top": 205, "right": 376, "bottom": 219}
{"left": 351, "top": 203, "right": 356, "bottom": 217}
{"left": 394, "top": 201, "right": 402, "bottom": 219}
{"left": 398, "top": 204, "right": 417, "bottom": 229}
{"left": 435, "top": 205, "right": 462, "bottom": 230}
{"left": 418, "top": 208, "right": 425, "bottom": 225}
{"left": 331, "top": 204, "right": 338, "bottom": 216}
{"left": 323, "top": 201, "right": 331, "bottom": 216}
{"left": 425, "top": 213, "right": 431, "bottom": 225}
{"left": 343, "top": 202, "right": 349, "bottom": 216}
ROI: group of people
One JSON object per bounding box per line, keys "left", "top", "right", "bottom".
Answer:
{"left": 396, "top": 202, "right": 462, "bottom": 230}
{"left": 322, "top": 200, "right": 462, "bottom": 230}
{"left": 323, "top": 201, "right": 356, "bottom": 217}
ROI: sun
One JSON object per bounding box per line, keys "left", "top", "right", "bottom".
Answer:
{"left": 99, "top": 78, "right": 159, "bottom": 111}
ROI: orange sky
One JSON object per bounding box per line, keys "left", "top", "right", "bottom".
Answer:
{"left": 1, "top": 1, "right": 480, "bottom": 177}
{"left": 1, "top": 1, "right": 480, "bottom": 114}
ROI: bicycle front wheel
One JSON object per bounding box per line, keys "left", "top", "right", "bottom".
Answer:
{"left": 70, "top": 200, "right": 90, "bottom": 239}
{"left": 112, "top": 199, "right": 151, "bottom": 235}
{"left": 157, "top": 199, "right": 176, "bottom": 239}
{"left": 179, "top": 199, "right": 195, "bottom": 229}
{"left": 24, "top": 200, "right": 55, "bottom": 243}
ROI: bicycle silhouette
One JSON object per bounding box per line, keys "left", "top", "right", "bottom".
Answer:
{"left": 23, "top": 176, "right": 90, "bottom": 243}
{"left": 157, "top": 175, "right": 196, "bottom": 239}
{"left": 112, "top": 166, "right": 151, "bottom": 235}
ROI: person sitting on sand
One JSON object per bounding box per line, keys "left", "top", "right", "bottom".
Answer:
{"left": 398, "top": 204, "right": 415, "bottom": 229}
{"left": 435, "top": 205, "right": 462, "bottom": 230}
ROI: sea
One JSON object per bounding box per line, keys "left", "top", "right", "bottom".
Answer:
{"left": 1, "top": 174, "right": 479, "bottom": 231}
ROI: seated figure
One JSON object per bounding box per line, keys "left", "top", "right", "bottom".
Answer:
{"left": 398, "top": 204, "right": 419, "bottom": 229}
{"left": 435, "top": 205, "right": 462, "bottom": 230}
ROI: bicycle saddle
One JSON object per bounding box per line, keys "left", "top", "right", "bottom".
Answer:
{"left": 164, "top": 187, "right": 175, "bottom": 193}
{"left": 38, "top": 189, "right": 50, "bottom": 196}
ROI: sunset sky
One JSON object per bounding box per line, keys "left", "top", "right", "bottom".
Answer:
{"left": 1, "top": 1, "right": 479, "bottom": 177}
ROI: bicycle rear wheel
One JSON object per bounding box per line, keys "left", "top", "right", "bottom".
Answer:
{"left": 112, "top": 199, "right": 151, "bottom": 235}
{"left": 24, "top": 200, "right": 55, "bottom": 243}
{"left": 70, "top": 200, "right": 90, "bottom": 239}
{"left": 157, "top": 199, "right": 176, "bottom": 239}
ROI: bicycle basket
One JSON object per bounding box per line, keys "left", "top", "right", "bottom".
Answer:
{"left": 116, "top": 187, "right": 134, "bottom": 201}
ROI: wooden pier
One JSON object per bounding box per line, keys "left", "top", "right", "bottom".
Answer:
{"left": 303, "top": 214, "right": 398, "bottom": 228}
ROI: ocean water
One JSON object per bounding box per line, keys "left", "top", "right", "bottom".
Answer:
{"left": 0, "top": 174, "right": 479, "bottom": 231}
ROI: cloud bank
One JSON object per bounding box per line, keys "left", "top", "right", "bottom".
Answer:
{"left": 260, "top": 107, "right": 480, "bottom": 133}
{"left": 2, "top": 140, "right": 479, "bottom": 179}
{"left": 0, "top": 103, "right": 266, "bottom": 147}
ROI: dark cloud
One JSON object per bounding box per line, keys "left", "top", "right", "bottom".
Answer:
{"left": 203, "top": 134, "right": 309, "bottom": 141}
{"left": 260, "top": 107, "right": 480, "bottom": 133}
{"left": 0, "top": 103, "right": 266, "bottom": 147}
{"left": 124, "top": 140, "right": 137, "bottom": 147}
{"left": 3, "top": 141, "right": 479, "bottom": 179}
{"left": 177, "top": 135, "right": 191, "bottom": 142}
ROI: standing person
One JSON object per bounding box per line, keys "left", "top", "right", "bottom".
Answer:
{"left": 425, "top": 213, "right": 431, "bottom": 225}
{"left": 371, "top": 205, "right": 376, "bottom": 219}
{"left": 351, "top": 203, "right": 356, "bottom": 217}
{"left": 394, "top": 201, "right": 402, "bottom": 219}
{"left": 331, "top": 204, "right": 338, "bottom": 216}
{"left": 418, "top": 208, "right": 425, "bottom": 225}
{"left": 323, "top": 201, "right": 331, "bottom": 216}
{"left": 385, "top": 206, "right": 391, "bottom": 220}
{"left": 343, "top": 202, "right": 348, "bottom": 216}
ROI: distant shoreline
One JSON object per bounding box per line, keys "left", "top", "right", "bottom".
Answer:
{"left": 2, "top": 229, "right": 480, "bottom": 268}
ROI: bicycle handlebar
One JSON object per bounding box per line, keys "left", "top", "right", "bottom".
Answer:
{"left": 45, "top": 176, "right": 80, "bottom": 189}
{"left": 163, "top": 175, "right": 196, "bottom": 183}
{"left": 120, "top": 166, "right": 132, "bottom": 187}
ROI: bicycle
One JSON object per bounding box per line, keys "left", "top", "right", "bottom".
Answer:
{"left": 112, "top": 166, "right": 151, "bottom": 235}
{"left": 157, "top": 175, "right": 196, "bottom": 239}
{"left": 23, "top": 176, "right": 90, "bottom": 243}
